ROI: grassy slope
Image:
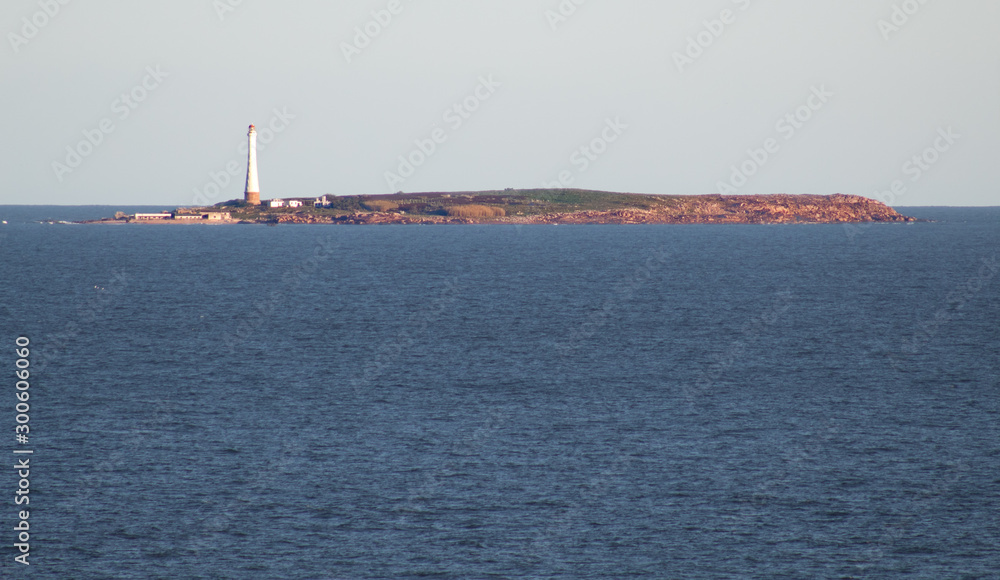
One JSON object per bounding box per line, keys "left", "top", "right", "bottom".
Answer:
{"left": 203, "top": 189, "right": 909, "bottom": 223}
{"left": 215, "top": 189, "right": 689, "bottom": 219}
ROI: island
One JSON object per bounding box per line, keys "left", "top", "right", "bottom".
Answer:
{"left": 88, "top": 189, "right": 917, "bottom": 225}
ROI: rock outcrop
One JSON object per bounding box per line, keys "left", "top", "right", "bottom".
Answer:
{"left": 261, "top": 194, "right": 914, "bottom": 225}
{"left": 92, "top": 192, "right": 917, "bottom": 226}
{"left": 515, "top": 194, "right": 914, "bottom": 225}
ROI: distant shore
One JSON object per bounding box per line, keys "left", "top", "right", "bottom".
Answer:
{"left": 81, "top": 190, "right": 919, "bottom": 226}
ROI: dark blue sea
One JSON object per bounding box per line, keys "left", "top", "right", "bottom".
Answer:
{"left": 1, "top": 206, "right": 998, "bottom": 579}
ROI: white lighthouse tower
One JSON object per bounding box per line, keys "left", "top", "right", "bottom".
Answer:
{"left": 244, "top": 124, "right": 260, "bottom": 206}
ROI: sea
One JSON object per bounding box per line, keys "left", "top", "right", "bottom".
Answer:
{"left": 0, "top": 205, "right": 997, "bottom": 579}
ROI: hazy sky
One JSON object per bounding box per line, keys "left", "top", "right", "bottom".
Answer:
{"left": 3, "top": 0, "right": 998, "bottom": 206}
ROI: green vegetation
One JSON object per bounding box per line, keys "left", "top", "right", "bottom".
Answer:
{"left": 202, "top": 189, "right": 679, "bottom": 220}
{"left": 446, "top": 205, "right": 506, "bottom": 218}
{"left": 361, "top": 199, "right": 399, "bottom": 212}
{"left": 181, "top": 189, "right": 895, "bottom": 224}
{"left": 105, "top": 189, "right": 909, "bottom": 225}
{"left": 342, "top": 189, "right": 674, "bottom": 217}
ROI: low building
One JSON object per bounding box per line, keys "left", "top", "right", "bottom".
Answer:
{"left": 268, "top": 199, "right": 285, "bottom": 208}
{"left": 131, "top": 212, "right": 231, "bottom": 221}
{"left": 288, "top": 200, "right": 303, "bottom": 208}
{"left": 314, "top": 196, "right": 329, "bottom": 207}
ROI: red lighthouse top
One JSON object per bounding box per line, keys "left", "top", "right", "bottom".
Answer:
{"left": 249, "top": 124, "right": 255, "bottom": 129}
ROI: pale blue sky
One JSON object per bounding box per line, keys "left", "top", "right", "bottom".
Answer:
{"left": 3, "top": 0, "right": 998, "bottom": 206}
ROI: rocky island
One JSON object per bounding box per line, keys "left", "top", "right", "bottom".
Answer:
{"left": 92, "top": 189, "right": 917, "bottom": 225}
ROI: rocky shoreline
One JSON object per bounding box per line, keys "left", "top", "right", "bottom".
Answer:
{"left": 254, "top": 194, "right": 916, "bottom": 225}
{"left": 84, "top": 193, "right": 918, "bottom": 226}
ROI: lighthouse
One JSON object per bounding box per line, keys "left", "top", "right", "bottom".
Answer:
{"left": 244, "top": 124, "right": 260, "bottom": 205}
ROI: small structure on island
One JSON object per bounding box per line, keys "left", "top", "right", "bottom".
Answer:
{"left": 244, "top": 124, "right": 260, "bottom": 206}
{"left": 267, "top": 199, "right": 285, "bottom": 208}
{"left": 130, "top": 211, "right": 231, "bottom": 221}
{"left": 287, "top": 200, "right": 303, "bottom": 208}
{"left": 314, "top": 195, "right": 330, "bottom": 208}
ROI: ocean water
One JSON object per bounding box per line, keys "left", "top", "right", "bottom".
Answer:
{"left": 1, "top": 206, "right": 998, "bottom": 579}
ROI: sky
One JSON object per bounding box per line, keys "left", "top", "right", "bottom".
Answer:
{"left": 2, "top": 0, "right": 998, "bottom": 207}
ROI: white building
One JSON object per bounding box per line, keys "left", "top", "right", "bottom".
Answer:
{"left": 268, "top": 199, "right": 285, "bottom": 208}
{"left": 288, "top": 200, "right": 303, "bottom": 208}
{"left": 314, "top": 195, "right": 329, "bottom": 207}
